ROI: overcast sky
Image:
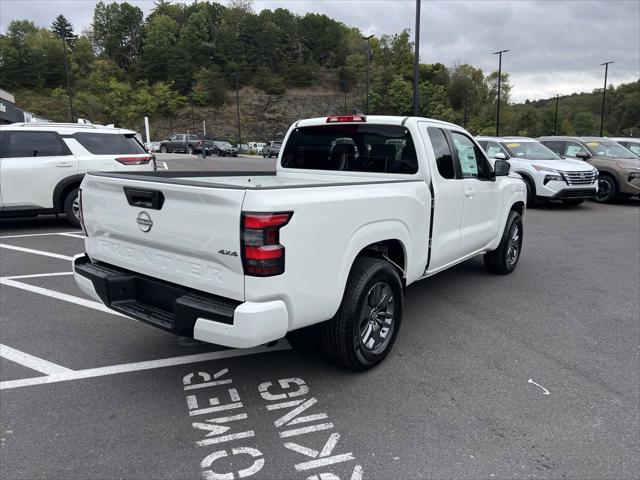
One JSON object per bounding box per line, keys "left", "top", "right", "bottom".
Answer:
{"left": 1, "top": 0, "right": 638, "bottom": 102}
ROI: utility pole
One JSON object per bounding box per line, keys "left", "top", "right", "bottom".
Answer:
{"left": 492, "top": 49, "right": 509, "bottom": 136}
{"left": 235, "top": 72, "right": 241, "bottom": 146}
{"left": 361, "top": 35, "right": 374, "bottom": 114}
{"left": 413, "top": 0, "right": 421, "bottom": 116}
{"left": 600, "top": 61, "right": 613, "bottom": 137}
{"left": 61, "top": 37, "right": 75, "bottom": 122}
{"left": 553, "top": 94, "right": 560, "bottom": 135}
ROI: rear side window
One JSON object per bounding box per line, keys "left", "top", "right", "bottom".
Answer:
{"left": 564, "top": 141, "right": 588, "bottom": 157}
{"left": 4, "top": 131, "right": 71, "bottom": 158}
{"left": 427, "top": 127, "right": 455, "bottom": 179}
{"left": 281, "top": 124, "right": 418, "bottom": 174}
{"left": 541, "top": 141, "right": 564, "bottom": 155}
{"left": 74, "top": 133, "right": 146, "bottom": 155}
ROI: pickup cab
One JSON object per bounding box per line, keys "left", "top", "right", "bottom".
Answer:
{"left": 73, "top": 115, "right": 526, "bottom": 370}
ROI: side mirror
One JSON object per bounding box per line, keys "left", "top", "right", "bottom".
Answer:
{"left": 493, "top": 152, "right": 507, "bottom": 160}
{"left": 575, "top": 151, "right": 591, "bottom": 160}
{"left": 493, "top": 159, "right": 510, "bottom": 177}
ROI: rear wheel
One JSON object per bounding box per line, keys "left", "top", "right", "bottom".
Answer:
{"left": 187, "top": 145, "right": 194, "bottom": 155}
{"left": 562, "top": 199, "right": 584, "bottom": 206}
{"left": 322, "top": 257, "right": 403, "bottom": 370}
{"left": 63, "top": 187, "right": 81, "bottom": 228}
{"left": 484, "top": 210, "right": 523, "bottom": 275}
{"left": 595, "top": 175, "right": 617, "bottom": 203}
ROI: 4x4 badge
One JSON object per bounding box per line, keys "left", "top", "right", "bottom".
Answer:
{"left": 137, "top": 211, "right": 153, "bottom": 232}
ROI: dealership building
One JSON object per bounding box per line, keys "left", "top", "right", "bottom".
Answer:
{"left": 0, "top": 89, "right": 49, "bottom": 124}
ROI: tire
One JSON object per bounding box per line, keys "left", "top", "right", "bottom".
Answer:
{"left": 484, "top": 210, "right": 523, "bottom": 275}
{"left": 562, "top": 199, "right": 584, "bottom": 206}
{"left": 63, "top": 187, "right": 81, "bottom": 228}
{"left": 321, "top": 257, "right": 403, "bottom": 370}
{"left": 594, "top": 175, "right": 617, "bottom": 203}
{"left": 160, "top": 146, "right": 167, "bottom": 153}
{"left": 187, "top": 146, "right": 194, "bottom": 155}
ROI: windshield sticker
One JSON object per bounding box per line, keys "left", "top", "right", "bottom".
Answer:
{"left": 586, "top": 142, "right": 600, "bottom": 147}
{"left": 506, "top": 143, "right": 520, "bottom": 148}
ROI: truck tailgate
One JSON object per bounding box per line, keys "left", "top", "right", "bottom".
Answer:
{"left": 80, "top": 174, "right": 246, "bottom": 301}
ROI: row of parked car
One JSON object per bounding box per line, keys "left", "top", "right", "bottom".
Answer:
{"left": 476, "top": 135, "right": 640, "bottom": 205}
{"left": 146, "top": 134, "right": 285, "bottom": 158}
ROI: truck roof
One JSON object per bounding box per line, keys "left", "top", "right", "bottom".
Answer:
{"left": 477, "top": 135, "right": 538, "bottom": 142}
{"left": 293, "top": 115, "right": 461, "bottom": 130}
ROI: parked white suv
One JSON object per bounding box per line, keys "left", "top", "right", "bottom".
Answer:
{"left": 477, "top": 136, "right": 598, "bottom": 206}
{"left": 0, "top": 123, "right": 155, "bottom": 226}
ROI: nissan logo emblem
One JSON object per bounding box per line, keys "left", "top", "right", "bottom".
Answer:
{"left": 137, "top": 211, "right": 153, "bottom": 232}
{"left": 580, "top": 173, "right": 586, "bottom": 180}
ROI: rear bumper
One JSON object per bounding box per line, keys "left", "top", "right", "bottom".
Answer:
{"left": 72, "top": 254, "right": 288, "bottom": 348}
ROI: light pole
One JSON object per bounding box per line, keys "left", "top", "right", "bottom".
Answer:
{"left": 234, "top": 72, "right": 241, "bottom": 146}
{"left": 361, "top": 35, "right": 373, "bottom": 114}
{"left": 492, "top": 49, "right": 509, "bottom": 136}
{"left": 599, "top": 61, "right": 613, "bottom": 137}
{"left": 463, "top": 90, "right": 468, "bottom": 129}
{"left": 553, "top": 94, "right": 559, "bottom": 135}
{"left": 413, "top": 0, "right": 421, "bottom": 116}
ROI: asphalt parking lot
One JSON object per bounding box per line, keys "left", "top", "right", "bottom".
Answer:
{"left": 1, "top": 156, "right": 638, "bottom": 479}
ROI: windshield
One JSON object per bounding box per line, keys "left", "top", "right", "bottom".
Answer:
{"left": 501, "top": 141, "right": 560, "bottom": 160}
{"left": 281, "top": 124, "right": 418, "bottom": 174}
{"left": 584, "top": 141, "right": 636, "bottom": 159}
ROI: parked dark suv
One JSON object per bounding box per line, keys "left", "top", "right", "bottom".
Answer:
{"left": 538, "top": 136, "right": 640, "bottom": 203}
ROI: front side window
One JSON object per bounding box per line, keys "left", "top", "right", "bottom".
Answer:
{"left": 485, "top": 141, "right": 504, "bottom": 158}
{"left": 74, "top": 133, "right": 146, "bottom": 155}
{"left": 427, "top": 127, "right": 455, "bottom": 179}
{"left": 564, "top": 141, "right": 589, "bottom": 158}
{"left": 451, "top": 132, "right": 490, "bottom": 179}
{"left": 281, "top": 124, "right": 418, "bottom": 174}
{"left": 625, "top": 143, "right": 640, "bottom": 156}
{"left": 5, "top": 131, "right": 71, "bottom": 158}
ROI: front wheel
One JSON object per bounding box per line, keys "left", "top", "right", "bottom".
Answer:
{"left": 594, "top": 175, "right": 617, "bottom": 203}
{"left": 562, "top": 199, "right": 584, "bottom": 206}
{"left": 63, "top": 187, "right": 81, "bottom": 228}
{"left": 321, "top": 257, "right": 403, "bottom": 370}
{"left": 484, "top": 210, "right": 523, "bottom": 275}
{"left": 160, "top": 146, "right": 167, "bottom": 153}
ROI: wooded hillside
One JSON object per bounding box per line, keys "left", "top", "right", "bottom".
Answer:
{"left": 1, "top": 0, "right": 638, "bottom": 140}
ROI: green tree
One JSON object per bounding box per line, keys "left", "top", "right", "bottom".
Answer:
{"left": 92, "top": 1, "right": 143, "bottom": 69}
{"left": 50, "top": 14, "right": 77, "bottom": 48}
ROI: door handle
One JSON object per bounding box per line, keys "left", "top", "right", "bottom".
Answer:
{"left": 56, "top": 162, "right": 73, "bottom": 167}
{"left": 464, "top": 188, "right": 475, "bottom": 198}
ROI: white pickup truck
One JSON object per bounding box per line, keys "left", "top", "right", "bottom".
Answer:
{"left": 73, "top": 115, "right": 526, "bottom": 370}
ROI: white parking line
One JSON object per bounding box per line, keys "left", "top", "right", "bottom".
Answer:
{"left": 0, "top": 231, "right": 79, "bottom": 239}
{"left": 57, "top": 233, "right": 85, "bottom": 239}
{"left": 0, "top": 277, "right": 127, "bottom": 317}
{"left": 0, "top": 243, "right": 73, "bottom": 261}
{"left": 0, "top": 340, "right": 291, "bottom": 390}
{"left": 3, "top": 272, "right": 73, "bottom": 280}
{"left": 0, "top": 344, "right": 74, "bottom": 375}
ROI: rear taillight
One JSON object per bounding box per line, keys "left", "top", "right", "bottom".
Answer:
{"left": 241, "top": 212, "right": 292, "bottom": 277}
{"left": 78, "top": 188, "right": 87, "bottom": 236}
{"left": 116, "top": 156, "right": 152, "bottom": 165}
